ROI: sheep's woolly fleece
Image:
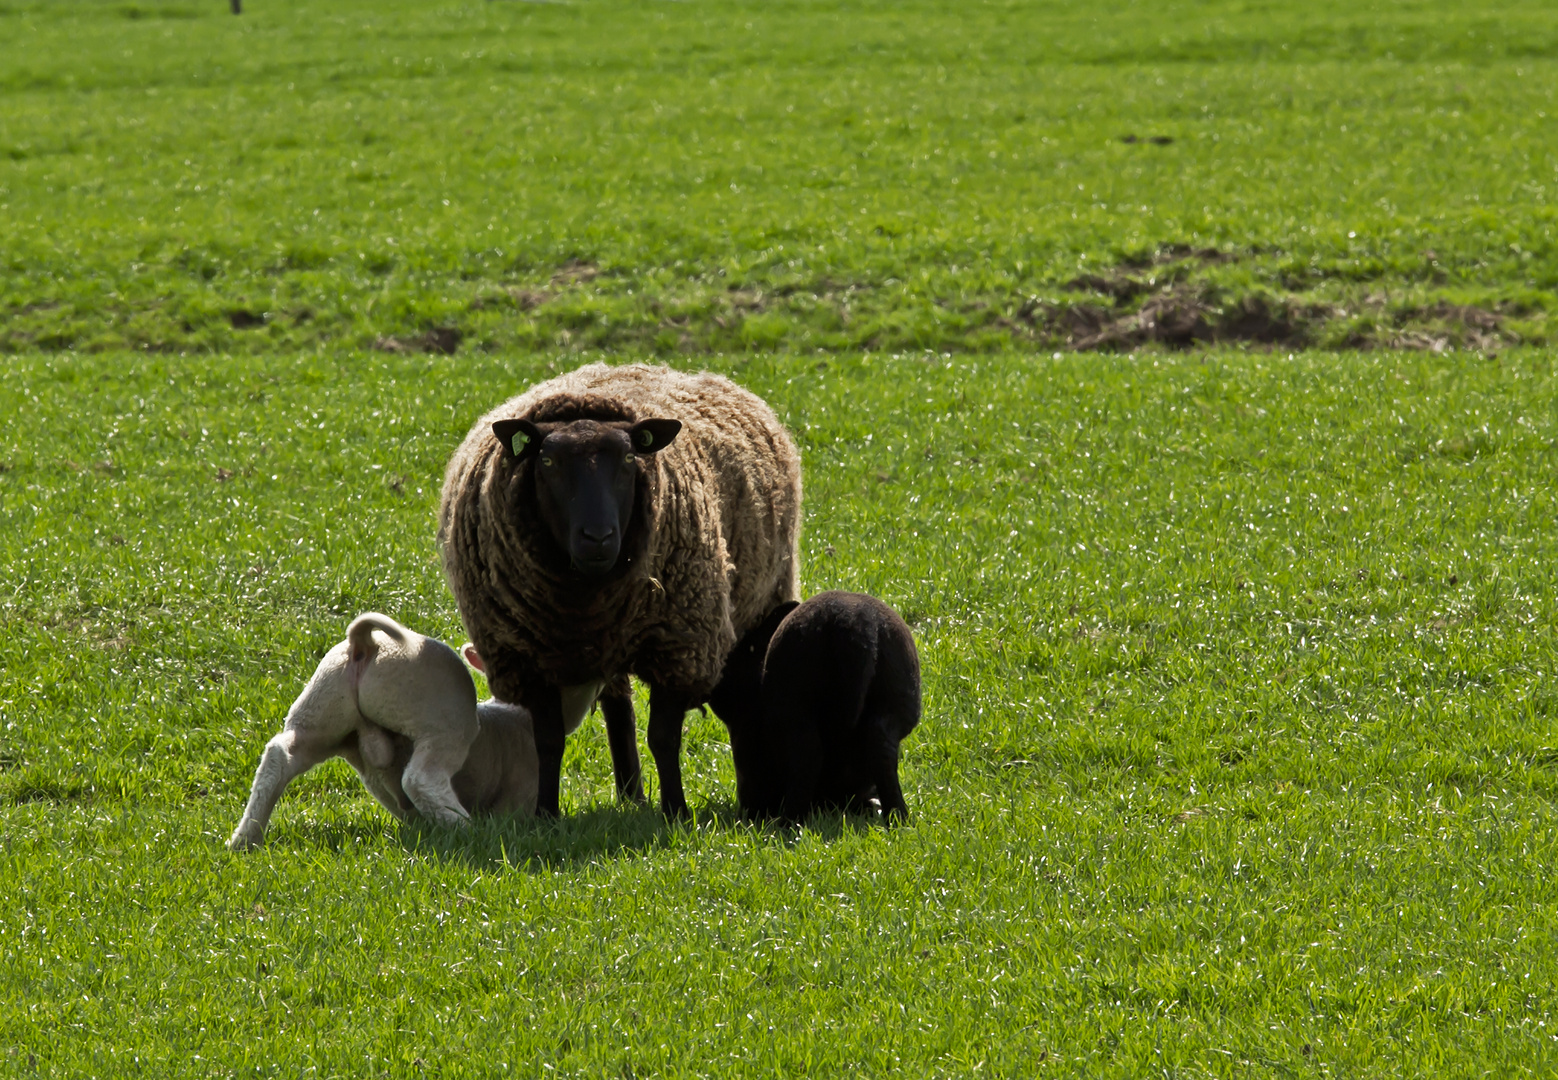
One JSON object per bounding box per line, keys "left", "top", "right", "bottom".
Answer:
{"left": 438, "top": 363, "right": 803, "bottom": 705}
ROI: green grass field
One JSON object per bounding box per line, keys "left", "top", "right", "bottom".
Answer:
{"left": 3, "top": 0, "right": 1557, "bottom": 355}
{"left": 5, "top": 0, "right": 1558, "bottom": 1076}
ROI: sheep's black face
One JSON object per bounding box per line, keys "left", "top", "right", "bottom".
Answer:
{"left": 493, "top": 416, "right": 681, "bottom": 578}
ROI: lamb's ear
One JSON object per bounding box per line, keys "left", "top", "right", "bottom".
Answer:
{"left": 461, "top": 643, "right": 486, "bottom": 673}
{"left": 628, "top": 418, "right": 682, "bottom": 454}
{"left": 492, "top": 418, "right": 543, "bottom": 461}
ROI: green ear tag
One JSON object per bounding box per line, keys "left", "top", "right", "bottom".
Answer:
{"left": 638, "top": 429, "right": 654, "bottom": 448}
{"left": 512, "top": 431, "right": 530, "bottom": 455}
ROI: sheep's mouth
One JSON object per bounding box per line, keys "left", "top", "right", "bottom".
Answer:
{"left": 571, "top": 553, "right": 618, "bottom": 577}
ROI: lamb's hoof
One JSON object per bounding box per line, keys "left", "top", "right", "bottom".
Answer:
{"left": 227, "top": 827, "right": 264, "bottom": 851}
{"left": 418, "top": 804, "right": 472, "bottom": 830}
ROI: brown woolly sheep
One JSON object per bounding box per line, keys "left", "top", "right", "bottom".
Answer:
{"left": 438, "top": 363, "right": 802, "bottom": 817}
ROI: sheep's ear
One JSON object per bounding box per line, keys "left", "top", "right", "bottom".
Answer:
{"left": 461, "top": 643, "right": 486, "bottom": 673}
{"left": 628, "top": 418, "right": 682, "bottom": 454}
{"left": 492, "top": 418, "right": 542, "bottom": 461}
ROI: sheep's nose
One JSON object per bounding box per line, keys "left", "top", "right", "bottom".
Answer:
{"left": 580, "top": 525, "right": 616, "bottom": 544}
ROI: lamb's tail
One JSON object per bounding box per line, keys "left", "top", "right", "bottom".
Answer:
{"left": 345, "top": 613, "right": 407, "bottom": 692}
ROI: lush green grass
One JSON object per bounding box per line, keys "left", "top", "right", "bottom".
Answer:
{"left": 7, "top": 0, "right": 1558, "bottom": 1075}
{"left": 2, "top": 0, "right": 1557, "bottom": 354}
{"left": 4, "top": 345, "right": 1558, "bottom": 1075}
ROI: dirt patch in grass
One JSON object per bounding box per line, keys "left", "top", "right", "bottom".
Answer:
{"left": 1042, "top": 282, "right": 1522, "bottom": 353}
{"left": 373, "top": 326, "right": 463, "bottom": 354}
{"left": 1406, "top": 301, "right": 1503, "bottom": 330}
{"left": 1056, "top": 289, "right": 1317, "bottom": 350}
{"left": 227, "top": 309, "right": 266, "bottom": 330}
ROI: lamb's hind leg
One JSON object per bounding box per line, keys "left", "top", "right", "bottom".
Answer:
{"left": 350, "top": 722, "right": 412, "bottom": 821}
{"left": 228, "top": 729, "right": 342, "bottom": 851}
{"left": 400, "top": 731, "right": 474, "bottom": 829}
{"left": 863, "top": 717, "right": 909, "bottom": 826}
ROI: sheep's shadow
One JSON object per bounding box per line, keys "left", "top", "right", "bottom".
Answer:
{"left": 253, "top": 799, "right": 891, "bottom": 867}
{"left": 391, "top": 799, "right": 887, "bottom": 870}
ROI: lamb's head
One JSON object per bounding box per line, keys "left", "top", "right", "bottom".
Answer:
{"left": 707, "top": 599, "right": 797, "bottom": 802}
{"left": 492, "top": 415, "right": 681, "bottom": 577}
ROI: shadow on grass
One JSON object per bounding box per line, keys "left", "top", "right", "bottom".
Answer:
{"left": 390, "top": 799, "right": 888, "bottom": 871}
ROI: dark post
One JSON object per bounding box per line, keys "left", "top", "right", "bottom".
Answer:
{"left": 230, "top": 0, "right": 241, "bottom": 12}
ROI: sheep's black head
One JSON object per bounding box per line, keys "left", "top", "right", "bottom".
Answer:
{"left": 492, "top": 415, "right": 681, "bottom": 578}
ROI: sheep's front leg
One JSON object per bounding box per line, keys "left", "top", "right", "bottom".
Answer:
{"left": 600, "top": 690, "right": 646, "bottom": 805}
{"left": 530, "top": 687, "right": 567, "bottom": 818}
{"left": 646, "top": 685, "right": 692, "bottom": 819}
{"left": 227, "top": 729, "right": 341, "bottom": 851}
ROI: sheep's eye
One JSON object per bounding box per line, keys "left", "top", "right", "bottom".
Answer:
{"left": 540, "top": 455, "right": 555, "bottom": 467}
{"left": 623, "top": 452, "right": 637, "bottom": 464}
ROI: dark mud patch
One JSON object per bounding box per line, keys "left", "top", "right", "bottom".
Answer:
{"left": 227, "top": 309, "right": 265, "bottom": 329}
{"left": 1368, "top": 301, "right": 1511, "bottom": 352}
{"left": 373, "top": 326, "right": 463, "bottom": 355}
{"left": 1059, "top": 289, "right": 1319, "bottom": 350}
{"left": 1404, "top": 301, "right": 1503, "bottom": 329}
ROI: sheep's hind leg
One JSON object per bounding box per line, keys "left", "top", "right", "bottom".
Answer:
{"left": 227, "top": 729, "right": 341, "bottom": 851}
{"left": 600, "top": 690, "right": 647, "bottom": 805}
{"left": 400, "top": 732, "right": 473, "bottom": 829}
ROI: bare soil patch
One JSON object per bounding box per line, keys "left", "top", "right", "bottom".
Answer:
{"left": 372, "top": 326, "right": 463, "bottom": 355}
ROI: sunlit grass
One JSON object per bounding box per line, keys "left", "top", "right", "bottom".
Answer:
{"left": 3, "top": 346, "right": 1558, "bottom": 1074}
{"left": 1, "top": 0, "right": 1556, "bottom": 353}
{"left": 5, "top": 0, "right": 1558, "bottom": 1073}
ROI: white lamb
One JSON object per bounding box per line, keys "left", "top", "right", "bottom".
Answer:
{"left": 227, "top": 612, "right": 541, "bottom": 850}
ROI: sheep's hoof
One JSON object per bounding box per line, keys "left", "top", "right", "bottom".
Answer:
{"left": 660, "top": 798, "right": 689, "bottom": 821}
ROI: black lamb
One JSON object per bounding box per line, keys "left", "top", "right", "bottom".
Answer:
{"left": 708, "top": 590, "right": 921, "bottom": 824}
